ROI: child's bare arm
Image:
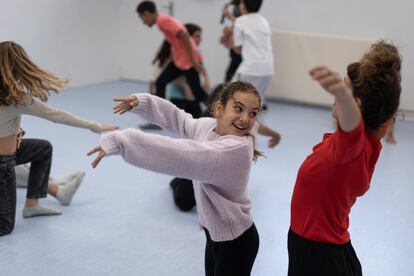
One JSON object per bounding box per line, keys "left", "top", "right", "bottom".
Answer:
{"left": 258, "top": 123, "right": 281, "bottom": 148}
{"left": 177, "top": 30, "right": 201, "bottom": 72}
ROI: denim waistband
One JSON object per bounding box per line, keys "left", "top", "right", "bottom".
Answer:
{"left": 0, "top": 154, "right": 16, "bottom": 169}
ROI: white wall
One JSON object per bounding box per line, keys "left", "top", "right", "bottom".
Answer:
{"left": 117, "top": 0, "right": 414, "bottom": 111}
{"left": 0, "top": 0, "right": 121, "bottom": 87}
{"left": 264, "top": 0, "right": 414, "bottom": 111}
{"left": 269, "top": 31, "right": 375, "bottom": 106}
{"left": 1, "top": 0, "right": 413, "bottom": 110}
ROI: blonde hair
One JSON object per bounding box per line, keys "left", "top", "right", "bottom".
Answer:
{"left": 0, "top": 41, "right": 68, "bottom": 106}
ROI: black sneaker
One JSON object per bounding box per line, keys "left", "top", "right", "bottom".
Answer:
{"left": 139, "top": 123, "right": 162, "bottom": 130}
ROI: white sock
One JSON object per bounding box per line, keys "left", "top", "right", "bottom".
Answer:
{"left": 51, "top": 171, "right": 84, "bottom": 186}
{"left": 15, "top": 165, "right": 30, "bottom": 188}
{"left": 56, "top": 172, "right": 85, "bottom": 206}
{"left": 23, "top": 205, "right": 62, "bottom": 218}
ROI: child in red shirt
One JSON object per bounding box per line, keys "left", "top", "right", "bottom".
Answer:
{"left": 289, "top": 41, "right": 402, "bottom": 276}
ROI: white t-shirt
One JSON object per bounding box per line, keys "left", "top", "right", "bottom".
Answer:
{"left": 233, "top": 13, "right": 274, "bottom": 76}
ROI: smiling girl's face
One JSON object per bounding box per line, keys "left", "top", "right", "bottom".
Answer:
{"left": 214, "top": 90, "right": 260, "bottom": 137}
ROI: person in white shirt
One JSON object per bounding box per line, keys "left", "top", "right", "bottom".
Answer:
{"left": 232, "top": 0, "right": 274, "bottom": 109}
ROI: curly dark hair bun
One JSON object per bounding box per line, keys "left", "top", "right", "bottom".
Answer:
{"left": 347, "top": 40, "right": 402, "bottom": 133}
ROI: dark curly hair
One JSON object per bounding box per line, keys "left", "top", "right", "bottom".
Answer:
{"left": 347, "top": 40, "right": 401, "bottom": 133}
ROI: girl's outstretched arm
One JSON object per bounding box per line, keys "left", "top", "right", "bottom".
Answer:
{"left": 21, "top": 94, "right": 118, "bottom": 133}
{"left": 114, "top": 94, "right": 211, "bottom": 139}
{"left": 87, "top": 128, "right": 251, "bottom": 184}
{"left": 309, "top": 65, "right": 361, "bottom": 132}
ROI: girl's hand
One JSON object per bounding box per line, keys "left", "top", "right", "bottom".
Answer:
{"left": 87, "top": 146, "right": 107, "bottom": 168}
{"left": 310, "top": 65, "right": 361, "bottom": 132}
{"left": 16, "top": 128, "right": 25, "bottom": 150}
{"left": 192, "top": 62, "right": 203, "bottom": 73}
{"left": 113, "top": 96, "right": 139, "bottom": 114}
{"left": 100, "top": 124, "right": 119, "bottom": 132}
{"left": 309, "top": 66, "right": 351, "bottom": 98}
{"left": 267, "top": 132, "right": 281, "bottom": 148}
{"left": 222, "top": 6, "right": 230, "bottom": 19}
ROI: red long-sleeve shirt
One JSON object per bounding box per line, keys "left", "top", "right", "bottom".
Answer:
{"left": 290, "top": 120, "right": 382, "bottom": 244}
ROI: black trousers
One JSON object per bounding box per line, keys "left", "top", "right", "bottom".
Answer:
{"left": 224, "top": 49, "right": 242, "bottom": 82}
{"left": 170, "top": 178, "right": 195, "bottom": 212}
{"left": 156, "top": 61, "right": 208, "bottom": 104}
{"left": 204, "top": 223, "right": 259, "bottom": 276}
{"left": 288, "top": 228, "right": 362, "bottom": 276}
{"left": 170, "top": 99, "right": 202, "bottom": 119}
{"left": 0, "top": 139, "right": 52, "bottom": 236}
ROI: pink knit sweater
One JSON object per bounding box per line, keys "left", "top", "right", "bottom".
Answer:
{"left": 101, "top": 94, "right": 255, "bottom": 241}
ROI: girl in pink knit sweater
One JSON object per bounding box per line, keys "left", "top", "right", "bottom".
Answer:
{"left": 88, "top": 81, "right": 262, "bottom": 276}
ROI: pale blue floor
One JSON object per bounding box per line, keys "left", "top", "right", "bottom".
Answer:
{"left": 1, "top": 81, "right": 413, "bottom": 276}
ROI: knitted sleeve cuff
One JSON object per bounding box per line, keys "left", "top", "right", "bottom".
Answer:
{"left": 101, "top": 131, "right": 121, "bottom": 156}
{"left": 130, "top": 93, "right": 150, "bottom": 115}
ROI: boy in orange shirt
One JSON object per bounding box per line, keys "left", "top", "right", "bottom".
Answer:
{"left": 136, "top": 1, "right": 208, "bottom": 104}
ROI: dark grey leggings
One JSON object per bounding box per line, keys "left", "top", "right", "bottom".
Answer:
{"left": 0, "top": 154, "right": 16, "bottom": 236}
{"left": 0, "top": 139, "right": 52, "bottom": 236}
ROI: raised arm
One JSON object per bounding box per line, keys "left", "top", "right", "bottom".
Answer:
{"left": 177, "top": 30, "right": 201, "bottom": 72}
{"left": 232, "top": 19, "right": 243, "bottom": 55}
{"left": 114, "top": 94, "right": 209, "bottom": 139}
{"left": 199, "top": 63, "right": 211, "bottom": 92}
{"left": 309, "top": 65, "right": 361, "bottom": 132}
{"left": 20, "top": 95, "right": 103, "bottom": 133}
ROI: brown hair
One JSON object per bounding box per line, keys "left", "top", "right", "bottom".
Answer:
{"left": 152, "top": 40, "right": 171, "bottom": 68}
{"left": 184, "top": 23, "right": 202, "bottom": 36}
{"left": 347, "top": 40, "right": 402, "bottom": 133}
{"left": 0, "top": 41, "right": 68, "bottom": 106}
{"left": 213, "top": 81, "right": 264, "bottom": 161}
